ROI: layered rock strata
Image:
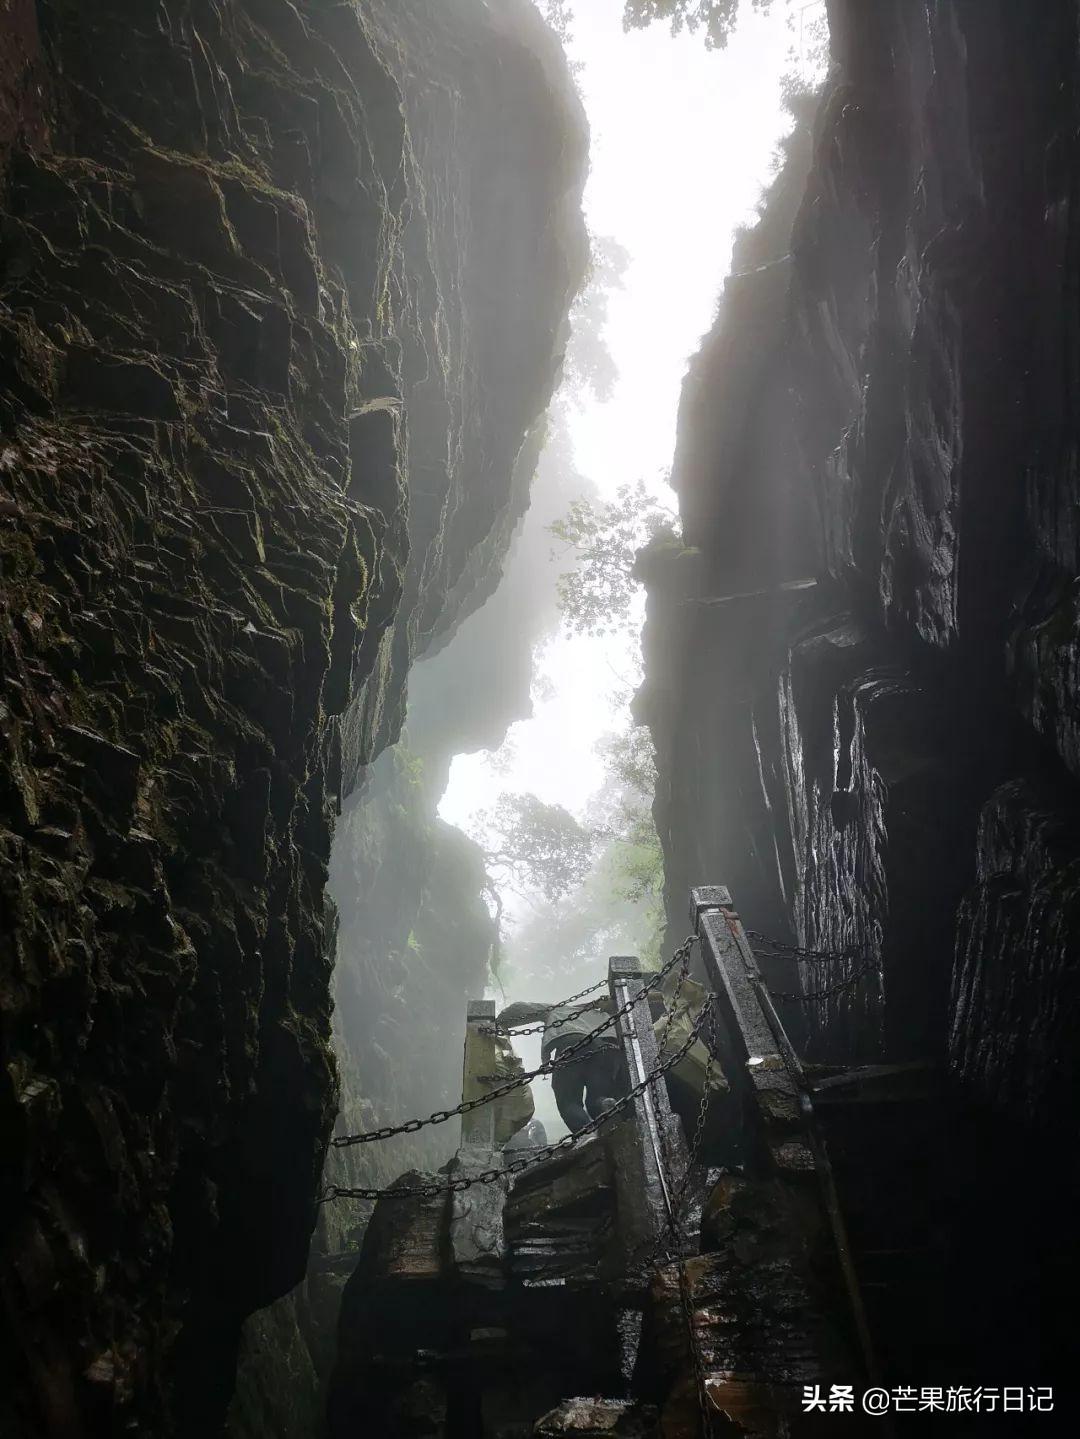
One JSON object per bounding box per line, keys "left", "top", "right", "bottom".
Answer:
{"left": 0, "top": 1, "right": 585, "bottom": 1434}
{"left": 638, "top": 0, "right": 1080, "bottom": 1394}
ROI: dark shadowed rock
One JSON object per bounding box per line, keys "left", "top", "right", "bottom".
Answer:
{"left": 0, "top": 1, "right": 586, "bottom": 1434}
{"left": 534, "top": 1398, "right": 658, "bottom": 1437}
{"left": 637, "top": 0, "right": 1080, "bottom": 1397}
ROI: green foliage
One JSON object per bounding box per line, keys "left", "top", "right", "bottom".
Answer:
{"left": 473, "top": 791, "right": 600, "bottom": 903}
{"left": 482, "top": 719, "right": 668, "bottom": 990}
{"left": 540, "top": 0, "right": 586, "bottom": 82}
{"left": 595, "top": 726, "right": 665, "bottom": 958}
{"left": 622, "top": 0, "right": 773, "bottom": 50}
{"left": 596, "top": 724, "right": 658, "bottom": 799}
{"left": 542, "top": 0, "right": 575, "bottom": 43}
{"left": 549, "top": 479, "right": 679, "bottom": 636}
{"left": 781, "top": 5, "right": 830, "bottom": 87}
{"left": 563, "top": 234, "right": 631, "bottom": 404}
{"left": 505, "top": 837, "right": 658, "bottom": 989}
{"left": 610, "top": 814, "right": 662, "bottom": 902}
{"left": 730, "top": 86, "right": 822, "bottom": 275}
{"left": 397, "top": 745, "right": 425, "bottom": 789}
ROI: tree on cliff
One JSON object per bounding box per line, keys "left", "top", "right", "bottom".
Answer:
{"left": 492, "top": 726, "right": 666, "bottom": 989}
{"left": 549, "top": 479, "right": 679, "bottom": 636}
{"left": 470, "top": 791, "right": 601, "bottom": 972}
{"left": 542, "top": 0, "right": 574, "bottom": 43}
{"left": 596, "top": 724, "right": 658, "bottom": 813}
{"left": 563, "top": 234, "right": 631, "bottom": 404}
{"left": 622, "top": 0, "right": 773, "bottom": 49}
{"left": 592, "top": 726, "right": 665, "bottom": 911}
{"left": 540, "top": 1, "right": 586, "bottom": 81}
{"left": 474, "top": 734, "right": 660, "bottom": 909}
{"left": 473, "top": 792, "right": 599, "bottom": 903}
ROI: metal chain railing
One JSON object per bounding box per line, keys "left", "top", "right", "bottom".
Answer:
{"left": 678, "top": 1254, "right": 715, "bottom": 1439}
{"left": 319, "top": 989, "right": 710, "bottom": 1204}
{"left": 747, "top": 929, "right": 870, "bottom": 966}
{"left": 655, "top": 936, "right": 692, "bottom": 1071}
{"left": 328, "top": 936, "right": 697, "bottom": 1150}
{"left": 324, "top": 947, "right": 719, "bottom": 1433}
{"left": 743, "top": 929, "right": 880, "bottom": 1006}
{"left": 768, "top": 959, "right": 880, "bottom": 1004}
{"left": 319, "top": 922, "right": 866, "bottom": 1433}
{"left": 480, "top": 974, "right": 610, "bottom": 1036}
{"left": 671, "top": 1000, "right": 719, "bottom": 1220}
{"left": 628, "top": 1203, "right": 715, "bottom": 1439}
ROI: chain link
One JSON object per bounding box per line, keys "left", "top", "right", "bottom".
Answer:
{"left": 480, "top": 974, "right": 609, "bottom": 1036}
{"left": 655, "top": 936, "right": 692, "bottom": 1071}
{"left": 768, "top": 959, "right": 880, "bottom": 1004}
{"left": 746, "top": 929, "right": 869, "bottom": 965}
{"left": 323, "top": 937, "right": 716, "bottom": 1430}
{"left": 328, "top": 937, "right": 697, "bottom": 1150}
{"left": 478, "top": 1038, "right": 620, "bottom": 1083}
{"left": 746, "top": 930, "right": 881, "bottom": 1004}
{"left": 671, "top": 1000, "right": 718, "bottom": 1221}
{"left": 625, "top": 993, "right": 717, "bottom": 1439}
{"left": 323, "top": 940, "right": 724, "bottom": 1428}
{"left": 319, "top": 987, "right": 710, "bottom": 1204}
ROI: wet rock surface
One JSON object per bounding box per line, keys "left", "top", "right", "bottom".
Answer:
{"left": 327, "top": 1136, "right": 631, "bottom": 1439}
{"left": 0, "top": 1, "right": 585, "bottom": 1434}
{"left": 639, "top": 0, "right": 1080, "bottom": 1398}
{"left": 641, "top": 1178, "right": 849, "bottom": 1418}
{"left": 533, "top": 1398, "right": 658, "bottom": 1437}
{"left": 229, "top": 393, "right": 595, "bottom": 1436}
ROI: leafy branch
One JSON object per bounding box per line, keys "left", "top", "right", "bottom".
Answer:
{"left": 549, "top": 479, "right": 679, "bottom": 636}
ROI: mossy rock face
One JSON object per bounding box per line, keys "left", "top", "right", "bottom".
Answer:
{"left": 633, "top": 534, "right": 702, "bottom": 597}
{"left": 0, "top": 0, "right": 586, "bottom": 1433}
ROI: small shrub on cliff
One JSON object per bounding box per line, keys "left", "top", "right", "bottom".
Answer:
{"left": 593, "top": 727, "right": 665, "bottom": 946}
{"left": 542, "top": 0, "right": 574, "bottom": 43}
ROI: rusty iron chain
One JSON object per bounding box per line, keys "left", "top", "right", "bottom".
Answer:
{"left": 318, "top": 990, "right": 710, "bottom": 1204}
{"left": 328, "top": 936, "right": 697, "bottom": 1150}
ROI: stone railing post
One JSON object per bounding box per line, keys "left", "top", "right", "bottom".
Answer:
{"left": 607, "top": 956, "right": 689, "bottom": 1286}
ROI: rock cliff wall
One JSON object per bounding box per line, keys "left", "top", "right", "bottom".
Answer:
{"left": 229, "top": 413, "right": 597, "bottom": 1435}
{"left": 0, "top": 2, "right": 585, "bottom": 1435}
{"left": 326, "top": 413, "right": 590, "bottom": 1196}
{"left": 639, "top": 0, "right": 1080, "bottom": 1388}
